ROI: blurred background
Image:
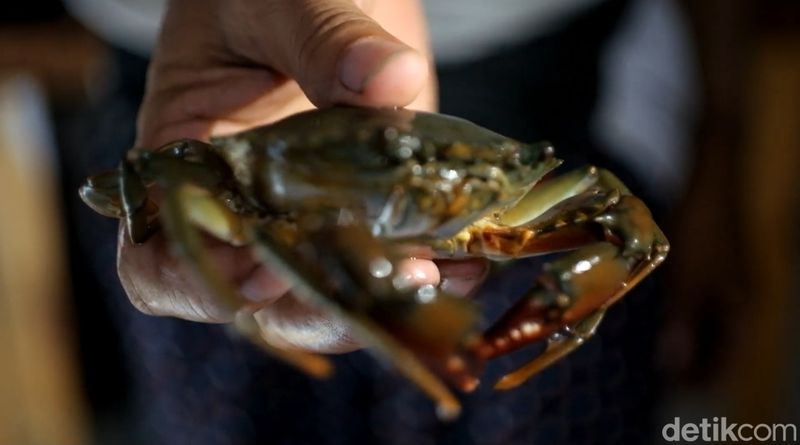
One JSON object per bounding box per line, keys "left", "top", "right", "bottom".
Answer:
{"left": 0, "top": 0, "right": 797, "bottom": 444}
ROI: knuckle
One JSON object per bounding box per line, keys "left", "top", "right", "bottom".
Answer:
{"left": 293, "top": 5, "right": 376, "bottom": 71}
{"left": 187, "top": 293, "right": 236, "bottom": 323}
{"left": 117, "top": 253, "right": 157, "bottom": 317}
{"left": 254, "top": 298, "right": 360, "bottom": 353}
{"left": 120, "top": 276, "right": 157, "bottom": 316}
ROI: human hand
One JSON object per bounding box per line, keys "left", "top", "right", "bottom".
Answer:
{"left": 118, "top": 0, "right": 488, "bottom": 353}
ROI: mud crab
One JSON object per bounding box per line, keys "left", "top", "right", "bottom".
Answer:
{"left": 80, "top": 106, "right": 668, "bottom": 419}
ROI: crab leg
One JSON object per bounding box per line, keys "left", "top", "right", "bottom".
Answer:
{"left": 119, "top": 159, "right": 156, "bottom": 243}
{"left": 495, "top": 310, "right": 605, "bottom": 390}
{"left": 491, "top": 229, "right": 666, "bottom": 389}
{"left": 453, "top": 167, "right": 668, "bottom": 388}
{"left": 248, "top": 223, "right": 472, "bottom": 420}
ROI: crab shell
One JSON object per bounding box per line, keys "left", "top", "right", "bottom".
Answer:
{"left": 207, "top": 107, "right": 559, "bottom": 240}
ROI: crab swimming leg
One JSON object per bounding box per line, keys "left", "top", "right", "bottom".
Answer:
{"left": 248, "top": 222, "right": 474, "bottom": 420}
{"left": 452, "top": 166, "right": 669, "bottom": 389}
{"left": 121, "top": 148, "right": 333, "bottom": 378}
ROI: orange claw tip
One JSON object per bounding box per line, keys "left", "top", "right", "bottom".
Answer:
{"left": 493, "top": 373, "right": 527, "bottom": 391}
{"left": 493, "top": 354, "right": 558, "bottom": 390}
{"left": 493, "top": 346, "right": 566, "bottom": 391}
{"left": 461, "top": 377, "right": 480, "bottom": 393}
{"left": 299, "top": 355, "right": 336, "bottom": 379}
{"left": 450, "top": 373, "right": 480, "bottom": 393}
{"left": 493, "top": 357, "right": 550, "bottom": 390}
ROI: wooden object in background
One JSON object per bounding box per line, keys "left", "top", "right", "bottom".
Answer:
{"left": 0, "top": 19, "right": 105, "bottom": 104}
{"left": 731, "top": 34, "right": 800, "bottom": 423}
{"left": 0, "top": 75, "right": 88, "bottom": 445}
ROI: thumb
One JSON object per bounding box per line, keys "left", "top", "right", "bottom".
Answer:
{"left": 223, "top": 0, "right": 429, "bottom": 107}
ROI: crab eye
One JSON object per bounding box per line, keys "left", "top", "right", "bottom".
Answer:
{"left": 519, "top": 142, "right": 555, "bottom": 166}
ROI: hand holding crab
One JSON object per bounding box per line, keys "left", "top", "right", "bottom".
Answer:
{"left": 118, "top": 0, "right": 461, "bottom": 355}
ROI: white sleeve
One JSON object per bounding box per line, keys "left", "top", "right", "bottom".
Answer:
{"left": 64, "top": 0, "right": 166, "bottom": 57}
{"left": 424, "top": 0, "right": 602, "bottom": 65}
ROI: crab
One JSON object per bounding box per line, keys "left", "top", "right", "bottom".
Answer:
{"left": 80, "top": 106, "right": 668, "bottom": 419}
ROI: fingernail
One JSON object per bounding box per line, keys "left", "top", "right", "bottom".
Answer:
{"left": 339, "top": 37, "right": 412, "bottom": 93}
{"left": 440, "top": 277, "right": 480, "bottom": 298}
{"left": 392, "top": 258, "right": 440, "bottom": 290}
{"left": 437, "top": 259, "right": 488, "bottom": 280}
{"left": 241, "top": 278, "right": 266, "bottom": 303}
{"left": 392, "top": 271, "right": 427, "bottom": 291}
{"left": 437, "top": 259, "right": 489, "bottom": 297}
{"left": 240, "top": 266, "right": 291, "bottom": 304}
